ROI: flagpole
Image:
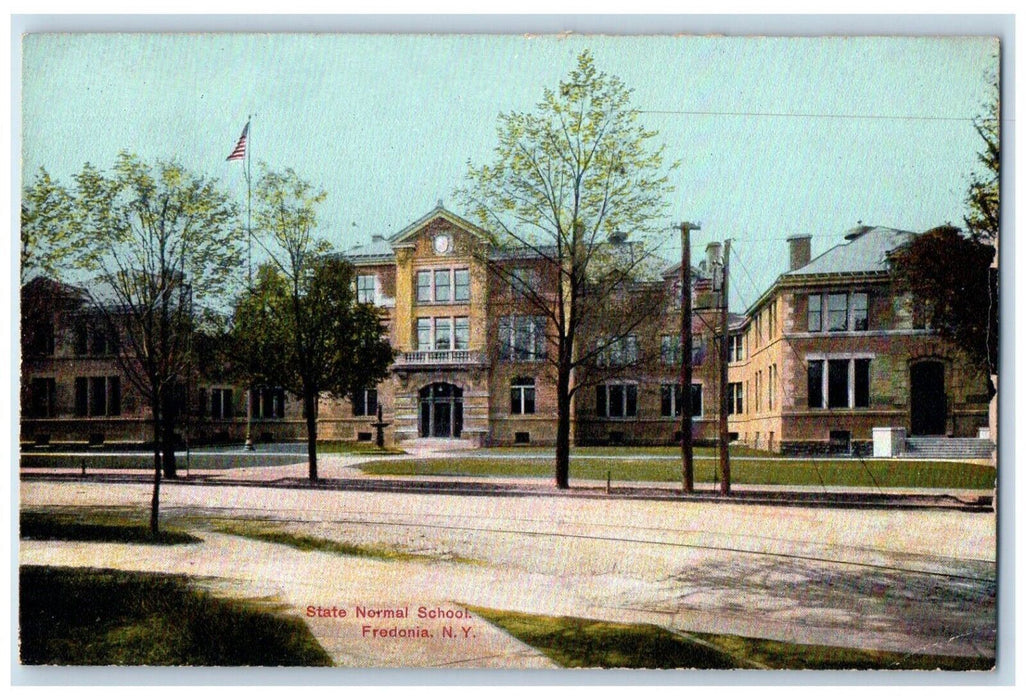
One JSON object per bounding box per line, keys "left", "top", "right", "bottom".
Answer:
{"left": 246, "top": 114, "right": 252, "bottom": 288}
{"left": 245, "top": 114, "right": 255, "bottom": 452}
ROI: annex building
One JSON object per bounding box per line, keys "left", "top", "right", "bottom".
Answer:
{"left": 20, "top": 206, "right": 991, "bottom": 454}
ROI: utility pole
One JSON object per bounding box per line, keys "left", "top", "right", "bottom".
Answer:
{"left": 679, "top": 221, "right": 700, "bottom": 493}
{"left": 718, "top": 239, "right": 732, "bottom": 495}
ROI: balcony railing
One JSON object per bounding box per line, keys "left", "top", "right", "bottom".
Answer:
{"left": 395, "top": 350, "right": 488, "bottom": 367}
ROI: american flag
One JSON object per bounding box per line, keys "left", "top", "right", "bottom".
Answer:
{"left": 226, "top": 122, "right": 249, "bottom": 161}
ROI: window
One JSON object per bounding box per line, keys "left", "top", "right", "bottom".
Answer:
{"left": 416, "top": 318, "right": 432, "bottom": 350}
{"left": 727, "top": 382, "right": 744, "bottom": 415}
{"left": 854, "top": 358, "right": 871, "bottom": 407}
{"left": 454, "top": 269, "right": 470, "bottom": 302}
{"left": 661, "top": 335, "right": 680, "bottom": 366}
{"left": 597, "top": 383, "right": 637, "bottom": 418}
{"left": 417, "top": 317, "right": 470, "bottom": 351}
{"left": 598, "top": 335, "right": 638, "bottom": 367}
{"left": 434, "top": 269, "right": 451, "bottom": 302}
{"left": 416, "top": 268, "right": 470, "bottom": 304}
{"left": 808, "top": 294, "right": 822, "bottom": 332}
{"left": 28, "top": 377, "right": 57, "bottom": 418}
{"left": 827, "top": 359, "right": 848, "bottom": 408}
{"left": 755, "top": 371, "right": 762, "bottom": 412}
{"left": 660, "top": 383, "right": 702, "bottom": 417}
{"left": 768, "top": 364, "right": 776, "bottom": 411}
{"left": 253, "top": 387, "right": 286, "bottom": 419}
{"left": 510, "top": 377, "right": 536, "bottom": 415}
{"left": 454, "top": 317, "right": 470, "bottom": 350}
{"left": 90, "top": 377, "right": 108, "bottom": 416}
{"left": 434, "top": 318, "right": 452, "bottom": 350}
{"left": 728, "top": 334, "right": 744, "bottom": 362}
{"left": 357, "top": 275, "right": 376, "bottom": 304}
{"left": 807, "top": 360, "right": 824, "bottom": 409}
{"left": 499, "top": 315, "right": 547, "bottom": 361}
{"left": 851, "top": 293, "right": 869, "bottom": 331}
{"left": 89, "top": 326, "right": 112, "bottom": 355}
{"left": 74, "top": 320, "right": 89, "bottom": 355}
{"left": 808, "top": 357, "right": 871, "bottom": 409}
{"left": 74, "top": 376, "right": 120, "bottom": 417}
{"left": 511, "top": 267, "right": 540, "bottom": 297}
{"left": 827, "top": 294, "right": 848, "bottom": 332}
{"left": 353, "top": 388, "right": 378, "bottom": 417}
{"left": 75, "top": 378, "right": 88, "bottom": 417}
{"left": 211, "top": 388, "right": 234, "bottom": 419}
{"left": 416, "top": 271, "right": 432, "bottom": 302}
{"left": 27, "top": 320, "right": 55, "bottom": 356}
{"left": 809, "top": 292, "right": 870, "bottom": 333}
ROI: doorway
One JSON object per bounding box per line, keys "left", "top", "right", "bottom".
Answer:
{"left": 910, "top": 361, "right": 946, "bottom": 435}
{"left": 419, "top": 383, "right": 464, "bottom": 438}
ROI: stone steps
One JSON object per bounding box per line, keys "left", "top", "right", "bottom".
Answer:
{"left": 905, "top": 437, "right": 995, "bottom": 460}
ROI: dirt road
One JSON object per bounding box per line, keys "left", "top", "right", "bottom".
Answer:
{"left": 19, "top": 480, "right": 997, "bottom": 666}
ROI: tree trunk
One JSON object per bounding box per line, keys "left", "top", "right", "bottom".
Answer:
{"left": 554, "top": 358, "right": 572, "bottom": 490}
{"left": 161, "top": 397, "right": 177, "bottom": 479}
{"left": 150, "top": 412, "right": 162, "bottom": 537}
{"left": 305, "top": 392, "right": 318, "bottom": 481}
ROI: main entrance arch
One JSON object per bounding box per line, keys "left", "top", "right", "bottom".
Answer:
{"left": 910, "top": 361, "right": 946, "bottom": 435}
{"left": 419, "top": 383, "right": 463, "bottom": 438}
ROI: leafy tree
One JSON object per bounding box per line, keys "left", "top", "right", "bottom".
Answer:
{"left": 240, "top": 168, "right": 394, "bottom": 480}
{"left": 457, "top": 50, "right": 676, "bottom": 489}
{"left": 892, "top": 225, "right": 997, "bottom": 396}
{"left": 37, "top": 152, "right": 242, "bottom": 534}
{"left": 21, "top": 168, "right": 92, "bottom": 283}
{"left": 964, "top": 89, "right": 999, "bottom": 245}
{"left": 892, "top": 89, "right": 1000, "bottom": 397}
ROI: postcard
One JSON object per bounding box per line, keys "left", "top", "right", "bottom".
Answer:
{"left": 16, "top": 27, "right": 1001, "bottom": 677}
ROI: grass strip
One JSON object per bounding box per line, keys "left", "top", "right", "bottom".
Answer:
{"left": 358, "top": 457, "right": 995, "bottom": 489}
{"left": 214, "top": 521, "right": 469, "bottom": 563}
{"left": 19, "top": 565, "right": 332, "bottom": 666}
{"left": 20, "top": 510, "right": 200, "bottom": 545}
{"left": 316, "top": 440, "right": 406, "bottom": 455}
{"left": 470, "top": 607, "right": 993, "bottom": 670}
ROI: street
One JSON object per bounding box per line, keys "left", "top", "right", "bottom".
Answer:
{"left": 19, "top": 478, "right": 996, "bottom": 667}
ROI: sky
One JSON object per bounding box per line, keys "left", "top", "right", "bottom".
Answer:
{"left": 20, "top": 32, "right": 998, "bottom": 311}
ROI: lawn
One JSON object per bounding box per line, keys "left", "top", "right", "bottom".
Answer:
{"left": 214, "top": 520, "right": 476, "bottom": 564}
{"left": 20, "top": 510, "right": 201, "bottom": 545}
{"left": 19, "top": 566, "right": 332, "bottom": 665}
{"left": 357, "top": 456, "right": 996, "bottom": 489}
{"left": 20, "top": 441, "right": 402, "bottom": 471}
{"left": 471, "top": 607, "right": 994, "bottom": 670}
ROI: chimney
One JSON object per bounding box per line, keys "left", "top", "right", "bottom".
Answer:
{"left": 787, "top": 235, "right": 811, "bottom": 271}
{"left": 705, "top": 241, "right": 722, "bottom": 271}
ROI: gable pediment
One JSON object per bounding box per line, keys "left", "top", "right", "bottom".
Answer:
{"left": 389, "top": 206, "right": 491, "bottom": 250}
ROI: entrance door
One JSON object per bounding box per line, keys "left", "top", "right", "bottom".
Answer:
{"left": 418, "top": 383, "right": 464, "bottom": 438}
{"left": 910, "top": 361, "right": 946, "bottom": 435}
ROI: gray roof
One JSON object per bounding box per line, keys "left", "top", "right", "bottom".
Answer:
{"left": 786, "top": 226, "right": 917, "bottom": 277}
{"left": 341, "top": 235, "right": 395, "bottom": 261}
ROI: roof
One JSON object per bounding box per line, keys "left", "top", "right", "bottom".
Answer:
{"left": 786, "top": 225, "right": 917, "bottom": 277}
{"left": 339, "top": 235, "right": 394, "bottom": 263}
{"left": 389, "top": 205, "right": 493, "bottom": 247}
